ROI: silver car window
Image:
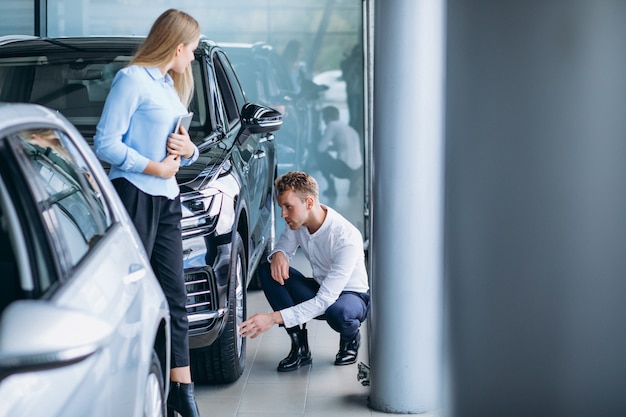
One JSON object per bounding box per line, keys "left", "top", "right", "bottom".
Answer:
{"left": 17, "top": 129, "right": 108, "bottom": 270}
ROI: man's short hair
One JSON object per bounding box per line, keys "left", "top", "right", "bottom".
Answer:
{"left": 275, "top": 171, "right": 319, "bottom": 201}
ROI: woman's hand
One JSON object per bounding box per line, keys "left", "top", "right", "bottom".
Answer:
{"left": 143, "top": 154, "right": 180, "bottom": 179}
{"left": 167, "top": 125, "right": 195, "bottom": 159}
{"left": 159, "top": 154, "right": 181, "bottom": 178}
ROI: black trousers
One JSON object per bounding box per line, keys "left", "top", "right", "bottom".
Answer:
{"left": 259, "top": 263, "right": 370, "bottom": 341}
{"left": 113, "top": 178, "right": 190, "bottom": 368}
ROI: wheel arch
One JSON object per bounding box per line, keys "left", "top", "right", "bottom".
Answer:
{"left": 236, "top": 206, "right": 250, "bottom": 267}
{"left": 153, "top": 318, "right": 169, "bottom": 387}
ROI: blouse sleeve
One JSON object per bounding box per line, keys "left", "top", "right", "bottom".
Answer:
{"left": 94, "top": 70, "right": 150, "bottom": 173}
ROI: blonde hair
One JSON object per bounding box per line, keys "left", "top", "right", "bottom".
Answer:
{"left": 130, "top": 9, "right": 200, "bottom": 107}
{"left": 275, "top": 171, "right": 319, "bottom": 201}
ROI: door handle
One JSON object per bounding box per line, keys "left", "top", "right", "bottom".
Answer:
{"left": 124, "top": 264, "right": 147, "bottom": 284}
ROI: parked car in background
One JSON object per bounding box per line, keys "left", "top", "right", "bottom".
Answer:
{"left": 0, "top": 103, "right": 170, "bottom": 417}
{"left": 0, "top": 35, "right": 282, "bottom": 384}
{"left": 220, "top": 42, "right": 325, "bottom": 173}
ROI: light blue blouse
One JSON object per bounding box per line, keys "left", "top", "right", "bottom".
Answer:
{"left": 94, "top": 65, "right": 198, "bottom": 199}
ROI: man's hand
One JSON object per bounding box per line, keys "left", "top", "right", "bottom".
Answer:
{"left": 239, "top": 311, "right": 283, "bottom": 338}
{"left": 270, "top": 251, "right": 290, "bottom": 285}
{"left": 167, "top": 125, "right": 195, "bottom": 159}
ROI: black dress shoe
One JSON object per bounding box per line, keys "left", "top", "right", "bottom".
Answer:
{"left": 334, "top": 330, "right": 360, "bottom": 366}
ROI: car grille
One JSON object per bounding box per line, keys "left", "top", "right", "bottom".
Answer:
{"left": 184, "top": 268, "right": 218, "bottom": 331}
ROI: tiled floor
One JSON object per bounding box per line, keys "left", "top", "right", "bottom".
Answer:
{"left": 195, "top": 288, "right": 379, "bottom": 417}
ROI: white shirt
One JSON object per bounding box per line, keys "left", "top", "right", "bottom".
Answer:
{"left": 317, "top": 120, "right": 362, "bottom": 170}
{"left": 270, "top": 205, "right": 369, "bottom": 328}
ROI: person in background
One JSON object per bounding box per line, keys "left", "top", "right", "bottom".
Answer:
{"left": 239, "top": 171, "right": 370, "bottom": 371}
{"left": 316, "top": 105, "right": 363, "bottom": 197}
{"left": 281, "top": 39, "right": 305, "bottom": 93}
{"left": 93, "top": 9, "right": 201, "bottom": 417}
{"left": 340, "top": 43, "right": 365, "bottom": 138}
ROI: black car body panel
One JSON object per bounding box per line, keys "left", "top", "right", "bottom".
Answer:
{"left": 0, "top": 36, "right": 281, "bottom": 384}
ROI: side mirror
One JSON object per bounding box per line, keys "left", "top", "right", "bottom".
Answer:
{"left": 240, "top": 103, "right": 283, "bottom": 134}
{"left": 0, "top": 300, "right": 113, "bottom": 380}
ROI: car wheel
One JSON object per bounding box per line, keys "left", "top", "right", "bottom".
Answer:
{"left": 190, "top": 232, "right": 247, "bottom": 384}
{"left": 144, "top": 350, "right": 166, "bottom": 417}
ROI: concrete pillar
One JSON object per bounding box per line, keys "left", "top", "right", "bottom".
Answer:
{"left": 369, "top": 0, "right": 445, "bottom": 413}
{"left": 445, "top": 2, "right": 626, "bottom": 416}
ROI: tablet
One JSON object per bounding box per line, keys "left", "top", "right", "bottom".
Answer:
{"left": 174, "top": 112, "right": 193, "bottom": 133}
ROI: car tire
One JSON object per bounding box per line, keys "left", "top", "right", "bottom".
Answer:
{"left": 190, "top": 232, "right": 247, "bottom": 384}
{"left": 144, "top": 350, "right": 166, "bottom": 417}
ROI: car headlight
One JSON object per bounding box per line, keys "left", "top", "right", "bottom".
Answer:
{"left": 181, "top": 190, "right": 223, "bottom": 236}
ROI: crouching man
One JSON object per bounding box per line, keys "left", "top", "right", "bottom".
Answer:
{"left": 239, "top": 171, "right": 370, "bottom": 371}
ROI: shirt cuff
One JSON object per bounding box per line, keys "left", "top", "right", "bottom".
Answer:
{"left": 280, "top": 308, "right": 297, "bottom": 329}
{"left": 181, "top": 145, "right": 199, "bottom": 166}
{"left": 120, "top": 151, "right": 149, "bottom": 173}
{"left": 267, "top": 249, "right": 289, "bottom": 263}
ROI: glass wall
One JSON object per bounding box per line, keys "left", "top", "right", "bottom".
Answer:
{"left": 0, "top": 0, "right": 366, "bottom": 233}
{"left": 0, "top": 2, "right": 34, "bottom": 35}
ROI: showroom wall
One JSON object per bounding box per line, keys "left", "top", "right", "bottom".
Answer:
{"left": 1, "top": 0, "right": 361, "bottom": 73}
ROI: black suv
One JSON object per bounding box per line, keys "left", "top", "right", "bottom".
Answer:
{"left": 0, "top": 35, "right": 282, "bottom": 384}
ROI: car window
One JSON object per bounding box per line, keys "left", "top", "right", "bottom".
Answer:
{"left": 189, "top": 59, "right": 213, "bottom": 140}
{"left": 204, "top": 58, "right": 226, "bottom": 134}
{"left": 0, "top": 173, "right": 39, "bottom": 312}
{"left": 16, "top": 128, "right": 109, "bottom": 270}
{"left": 217, "top": 52, "right": 246, "bottom": 111}
{"left": 213, "top": 53, "right": 241, "bottom": 129}
{"left": 0, "top": 133, "right": 57, "bottom": 298}
{"left": 0, "top": 58, "right": 126, "bottom": 122}
{"left": 0, "top": 55, "right": 131, "bottom": 148}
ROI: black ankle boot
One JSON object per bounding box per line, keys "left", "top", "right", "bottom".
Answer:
{"left": 277, "top": 326, "right": 312, "bottom": 372}
{"left": 167, "top": 381, "right": 201, "bottom": 417}
{"left": 334, "top": 330, "right": 360, "bottom": 366}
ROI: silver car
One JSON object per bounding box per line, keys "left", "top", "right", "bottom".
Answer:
{"left": 0, "top": 103, "right": 170, "bottom": 417}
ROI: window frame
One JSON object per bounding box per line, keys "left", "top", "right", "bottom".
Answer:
{"left": 212, "top": 51, "right": 241, "bottom": 130}
{"left": 0, "top": 125, "right": 115, "bottom": 297}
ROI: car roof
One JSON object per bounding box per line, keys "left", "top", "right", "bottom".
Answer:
{"left": 0, "top": 103, "right": 68, "bottom": 132}
{"left": 0, "top": 35, "right": 40, "bottom": 46}
{"left": 0, "top": 36, "right": 217, "bottom": 57}
{"left": 220, "top": 41, "right": 275, "bottom": 55}
{"left": 0, "top": 36, "right": 144, "bottom": 56}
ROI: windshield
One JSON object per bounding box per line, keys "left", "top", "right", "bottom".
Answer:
{"left": 0, "top": 53, "right": 210, "bottom": 145}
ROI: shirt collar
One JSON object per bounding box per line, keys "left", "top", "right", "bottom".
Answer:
{"left": 144, "top": 67, "right": 174, "bottom": 86}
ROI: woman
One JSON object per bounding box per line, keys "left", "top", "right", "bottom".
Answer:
{"left": 94, "top": 9, "right": 201, "bottom": 417}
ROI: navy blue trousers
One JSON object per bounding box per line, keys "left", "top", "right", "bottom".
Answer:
{"left": 113, "top": 178, "right": 190, "bottom": 368}
{"left": 259, "top": 263, "right": 369, "bottom": 341}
